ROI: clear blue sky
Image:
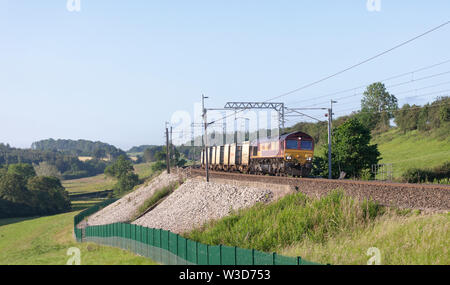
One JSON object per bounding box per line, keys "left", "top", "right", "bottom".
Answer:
{"left": 1, "top": 1, "right": 449, "bottom": 150}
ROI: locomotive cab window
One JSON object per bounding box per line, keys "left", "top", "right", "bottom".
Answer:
{"left": 300, "top": 140, "right": 313, "bottom": 150}
{"left": 286, "top": 140, "right": 298, "bottom": 149}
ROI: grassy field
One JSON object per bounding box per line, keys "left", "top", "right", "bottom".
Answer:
{"left": 62, "top": 162, "right": 155, "bottom": 196}
{"left": 185, "top": 190, "right": 449, "bottom": 265}
{"left": 133, "top": 162, "right": 156, "bottom": 180}
{"left": 63, "top": 174, "right": 116, "bottom": 195}
{"left": 371, "top": 128, "right": 450, "bottom": 179}
{"left": 0, "top": 210, "right": 157, "bottom": 265}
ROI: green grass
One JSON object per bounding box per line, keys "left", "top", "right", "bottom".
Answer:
{"left": 0, "top": 210, "right": 158, "bottom": 265}
{"left": 63, "top": 174, "right": 116, "bottom": 195}
{"left": 133, "top": 162, "right": 157, "bottom": 180}
{"left": 371, "top": 127, "right": 450, "bottom": 179}
{"left": 131, "top": 182, "right": 180, "bottom": 221}
{"left": 185, "top": 190, "right": 384, "bottom": 253}
{"left": 184, "top": 190, "right": 449, "bottom": 265}
{"left": 280, "top": 212, "right": 450, "bottom": 265}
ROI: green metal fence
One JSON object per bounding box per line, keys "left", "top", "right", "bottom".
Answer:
{"left": 74, "top": 199, "right": 320, "bottom": 265}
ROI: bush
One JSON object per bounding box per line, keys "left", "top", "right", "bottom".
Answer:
{"left": 401, "top": 161, "right": 450, "bottom": 183}
{"left": 151, "top": 161, "right": 167, "bottom": 172}
{"left": 113, "top": 173, "right": 140, "bottom": 195}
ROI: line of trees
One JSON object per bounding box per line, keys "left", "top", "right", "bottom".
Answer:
{"left": 394, "top": 96, "right": 449, "bottom": 133}
{"left": 0, "top": 144, "right": 108, "bottom": 180}
{"left": 31, "top": 139, "right": 126, "bottom": 160}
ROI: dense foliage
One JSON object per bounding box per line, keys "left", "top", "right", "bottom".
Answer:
{"left": 104, "top": 155, "right": 139, "bottom": 195}
{"left": 0, "top": 143, "right": 107, "bottom": 180}
{"left": 149, "top": 145, "right": 187, "bottom": 172}
{"left": 395, "top": 96, "right": 449, "bottom": 133}
{"left": 0, "top": 163, "right": 71, "bottom": 218}
{"left": 31, "top": 139, "right": 126, "bottom": 159}
{"left": 127, "top": 145, "right": 161, "bottom": 154}
{"left": 313, "top": 118, "right": 380, "bottom": 179}
{"left": 401, "top": 162, "right": 450, "bottom": 184}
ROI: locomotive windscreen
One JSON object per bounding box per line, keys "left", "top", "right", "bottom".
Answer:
{"left": 300, "top": 140, "right": 313, "bottom": 150}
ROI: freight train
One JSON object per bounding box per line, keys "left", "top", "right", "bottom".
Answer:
{"left": 200, "top": 131, "right": 314, "bottom": 177}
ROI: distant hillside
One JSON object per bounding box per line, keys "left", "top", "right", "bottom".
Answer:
{"left": 31, "top": 139, "right": 126, "bottom": 159}
{"left": 127, "top": 145, "right": 161, "bottom": 154}
{"left": 371, "top": 126, "right": 450, "bottom": 179}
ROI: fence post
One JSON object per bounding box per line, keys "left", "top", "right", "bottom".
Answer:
{"left": 272, "top": 252, "right": 276, "bottom": 265}
{"left": 219, "top": 245, "right": 222, "bottom": 265}
{"left": 252, "top": 249, "right": 255, "bottom": 265}
{"left": 297, "top": 256, "right": 302, "bottom": 265}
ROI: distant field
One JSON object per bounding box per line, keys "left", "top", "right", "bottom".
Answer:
{"left": 372, "top": 128, "right": 450, "bottom": 179}
{"left": 0, "top": 210, "right": 157, "bottom": 265}
{"left": 133, "top": 162, "right": 156, "bottom": 180}
{"left": 63, "top": 174, "right": 116, "bottom": 195}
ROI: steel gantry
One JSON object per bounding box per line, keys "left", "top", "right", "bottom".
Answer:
{"left": 224, "top": 102, "right": 285, "bottom": 130}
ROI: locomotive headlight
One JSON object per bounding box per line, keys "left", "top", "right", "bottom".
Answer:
{"left": 306, "top": 157, "right": 312, "bottom": 161}
{"left": 286, "top": 156, "right": 292, "bottom": 160}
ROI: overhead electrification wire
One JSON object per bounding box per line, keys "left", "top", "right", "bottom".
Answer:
{"left": 266, "top": 21, "right": 450, "bottom": 103}
{"left": 333, "top": 89, "right": 450, "bottom": 114}
{"left": 288, "top": 59, "right": 450, "bottom": 106}
{"left": 208, "top": 21, "right": 450, "bottom": 126}
{"left": 302, "top": 71, "right": 450, "bottom": 108}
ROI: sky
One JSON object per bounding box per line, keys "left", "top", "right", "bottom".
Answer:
{"left": 1, "top": 0, "right": 449, "bottom": 150}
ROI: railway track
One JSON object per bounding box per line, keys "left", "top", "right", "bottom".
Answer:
{"left": 187, "top": 167, "right": 450, "bottom": 211}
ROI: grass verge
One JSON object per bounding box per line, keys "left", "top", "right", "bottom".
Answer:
{"left": 131, "top": 182, "right": 180, "bottom": 221}
{"left": 184, "top": 190, "right": 449, "bottom": 265}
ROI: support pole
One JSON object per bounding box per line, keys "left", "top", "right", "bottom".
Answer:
{"left": 327, "top": 108, "right": 332, "bottom": 179}
{"left": 202, "top": 95, "right": 210, "bottom": 182}
{"left": 327, "top": 100, "right": 337, "bottom": 179}
{"left": 165, "top": 123, "right": 170, "bottom": 174}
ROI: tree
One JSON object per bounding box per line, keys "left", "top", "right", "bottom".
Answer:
{"left": 93, "top": 148, "right": 106, "bottom": 160}
{"left": 361, "top": 82, "right": 398, "bottom": 131}
{"left": 143, "top": 148, "right": 155, "bottom": 162}
{"left": 27, "top": 176, "right": 71, "bottom": 214}
{"left": 0, "top": 173, "right": 30, "bottom": 204}
{"left": 104, "top": 155, "right": 134, "bottom": 179}
{"left": 320, "top": 118, "right": 380, "bottom": 179}
{"left": 7, "top": 163, "right": 36, "bottom": 182}
{"left": 34, "top": 161, "right": 62, "bottom": 179}
{"left": 113, "top": 172, "right": 139, "bottom": 194}
{"left": 104, "top": 155, "right": 139, "bottom": 194}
